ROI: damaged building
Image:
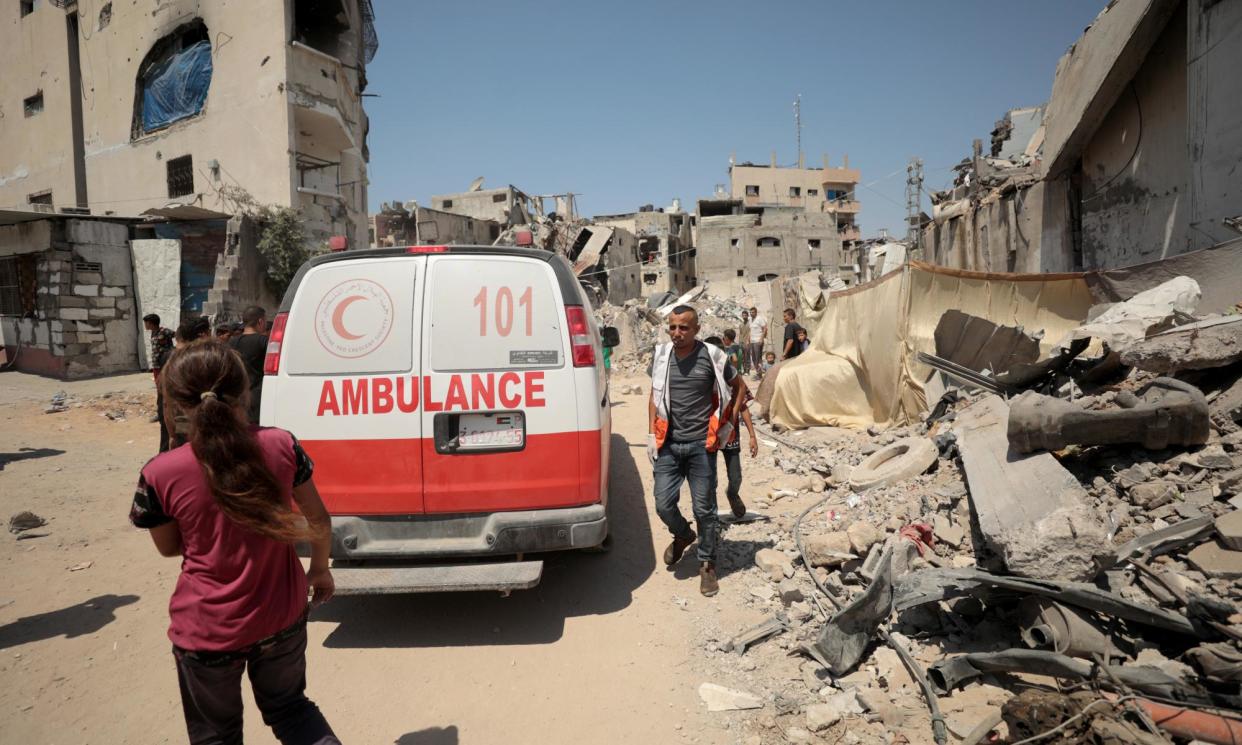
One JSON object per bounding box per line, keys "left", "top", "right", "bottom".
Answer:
{"left": 696, "top": 199, "right": 843, "bottom": 296}
{"left": 924, "top": 0, "right": 1241, "bottom": 272}
{"left": 693, "top": 153, "right": 857, "bottom": 294}
{"left": 1, "top": 0, "right": 379, "bottom": 376}
{"left": 592, "top": 206, "right": 696, "bottom": 299}
{"left": 369, "top": 201, "right": 501, "bottom": 247}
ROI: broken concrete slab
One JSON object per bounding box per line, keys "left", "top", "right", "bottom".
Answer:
{"left": 1061, "top": 275, "right": 1201, "bottom": 352}
{"left": 1186, "top": 540, "right": 1242, "bottom": 579}
{"left": 754, "top": 548, "right": 794, "bottom": 581}
{"left": 803, "top": 531, "right": 854, "bottom": 568}
{"left": 1008, "top": 377, "right": 1209, "bottom": 454}
{"left": 933, "top": 309, "right": 1041, "bottom": 375}
{"left": 697, "top": 682, "right": 763, "bottom": 712}
{"left": 1217, "top": 510, "right": 1242, "bottom": 551}
{"left": 848, "top": 437, "right": 937, "bottom": 492}
{"left": 955, "top": 395, "right": 1111, "bottom": 581}
{"left": 1120, "top": 316, "right": 1242, "bottom": 373}
{"left": 778, "top": 579, "right": 804, "bottom": 606}
{"left": 805, "top": 699, "right": 848, "bottom": 732}
{"left": 932, "top": 515, "right": 966, "bottom": 548}
{"left": 846, "top": 522, "right": 883, "bottom": 555}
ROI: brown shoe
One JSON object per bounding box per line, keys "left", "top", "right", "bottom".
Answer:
{"left": 727, "top": 495, "right": 747, "bottom": 519}
{"left": 663, "top": 530, "right": 696, "bottom": 566}
{"left": 700, "top": 561, "right": 719, "bottom": 597}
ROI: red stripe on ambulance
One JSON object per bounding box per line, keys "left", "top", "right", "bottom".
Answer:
{"left": 316, "top": 371, "right": 547, "bottom": 416}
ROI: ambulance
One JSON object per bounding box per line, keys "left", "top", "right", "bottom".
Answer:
{"left": 260, "top": 245, "right": 615, "bottom": 594}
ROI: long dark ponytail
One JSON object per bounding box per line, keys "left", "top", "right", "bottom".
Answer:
{"left": 160, "top": 340, "right": 315, "bottom": 542}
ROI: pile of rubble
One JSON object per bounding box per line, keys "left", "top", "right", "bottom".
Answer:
{"left": 683, "top": 275, "right": 1242, "bottom": 744}
{"left": 595, "top": 285, "right": 757, "bottom": 376}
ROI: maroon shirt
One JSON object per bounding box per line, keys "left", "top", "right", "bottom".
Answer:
{"left": 130, "top": 428, "right": 313, "bottom": 652}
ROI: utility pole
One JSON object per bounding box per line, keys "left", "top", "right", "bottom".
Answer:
{"left": 905, "top": 157, "right": 924, "bottom": 257}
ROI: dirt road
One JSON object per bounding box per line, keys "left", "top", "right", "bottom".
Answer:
{"left": 0, "top": 371, "right": 761, "bottom": 745}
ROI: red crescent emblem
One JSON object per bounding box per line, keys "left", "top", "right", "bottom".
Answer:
{"left": 331, "top": 295, "right": 366, "bottom": 340}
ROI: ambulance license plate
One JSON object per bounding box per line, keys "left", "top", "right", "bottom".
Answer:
{"left": 457, "top": 412, "right": 525, "bottom": 450}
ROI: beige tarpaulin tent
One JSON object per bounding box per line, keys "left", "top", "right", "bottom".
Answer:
{"left": 768, "top": 262, "right": 1096, "bottom": 429}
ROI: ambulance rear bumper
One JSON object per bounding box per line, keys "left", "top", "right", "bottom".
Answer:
{"left": 325, "top": 504, "right": 608, "bottom": 559}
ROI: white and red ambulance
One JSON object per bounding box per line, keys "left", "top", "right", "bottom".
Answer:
{"left": 260, "top": 245, "right": 612, "bottom": 594}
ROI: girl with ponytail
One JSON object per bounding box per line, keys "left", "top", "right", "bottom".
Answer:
{"left": 129, "top": 340, "right": 340, "bottom": 745}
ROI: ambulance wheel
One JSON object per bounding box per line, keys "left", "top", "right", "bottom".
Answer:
{"left": 581, "top": 533, "right": 612, "bottom": 554}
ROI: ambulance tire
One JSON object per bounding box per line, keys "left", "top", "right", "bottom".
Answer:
{"left": 580, "top": 532, "right": 613, "bottom": 554}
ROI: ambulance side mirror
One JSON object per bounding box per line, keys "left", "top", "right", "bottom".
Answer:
{"left": 600, "top": 326, "right": 620, "bottom": 349}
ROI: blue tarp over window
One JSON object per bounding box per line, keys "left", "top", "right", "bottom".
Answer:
{"left": 141, "top": 40, "right": 212, "bottom": 132}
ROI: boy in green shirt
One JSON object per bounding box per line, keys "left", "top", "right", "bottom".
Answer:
{"left": 723, "top": 329, "right": 744, "bottom": 373}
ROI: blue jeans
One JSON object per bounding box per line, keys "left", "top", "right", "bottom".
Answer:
{"left": 710, "top": 446, "right": 743, "bottom": 503}
{"left": 653, "top": 440, "right": 717, "bottom": 562}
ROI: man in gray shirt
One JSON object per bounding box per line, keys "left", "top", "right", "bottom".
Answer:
{"left": 648, "top": 305, "right": 747, "bottom": 596}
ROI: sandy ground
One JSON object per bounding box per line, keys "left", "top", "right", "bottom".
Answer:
{"left": 0, "top": 370, "right": 780, "bottom": 745}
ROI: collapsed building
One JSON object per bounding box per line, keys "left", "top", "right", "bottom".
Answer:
{"left": 923, "top": 0, "right": 1241, "bottom": 272}
{"left": 369, "top": 202, "right": 501, "bottom": 247}
{"left": 592, "top": 206, "right": 696, "bottom": 299}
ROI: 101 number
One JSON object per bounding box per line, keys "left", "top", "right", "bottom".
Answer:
{"left": 472, "top": 286, "right": 533, "bottom": 337}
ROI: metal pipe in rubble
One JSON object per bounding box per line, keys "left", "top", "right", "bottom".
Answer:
{"left": 1104, "top": 694, "right": 1242, "bottom": 745}
{"left": 794, "top": 494, "right": 949, "bottom": 745}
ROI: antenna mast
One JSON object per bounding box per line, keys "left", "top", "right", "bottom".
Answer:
{"left": 794, "top": 94, "right": 803, "bottom": 166}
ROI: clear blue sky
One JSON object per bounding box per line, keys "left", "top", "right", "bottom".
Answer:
{"left": 365, "top": 0, "right": 1103, "bottom": 237}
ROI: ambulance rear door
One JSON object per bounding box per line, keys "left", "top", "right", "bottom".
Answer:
{"left": 267, "top": 255, "right": 425, "bottom": 515}
{"left": 420, "top": 253, "right": 595, "bottom": 514}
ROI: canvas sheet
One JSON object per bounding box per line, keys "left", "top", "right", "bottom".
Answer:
{"left": 768, "top": 262, "right": 1095, "bottom": 429}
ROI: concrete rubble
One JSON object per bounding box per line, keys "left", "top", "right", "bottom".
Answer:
{"left": 662, "top": 270, "right": 1242, "bottom": 745}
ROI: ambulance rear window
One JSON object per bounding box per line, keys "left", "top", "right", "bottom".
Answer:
{"left": 283, "top": 259, "right": 416, "bottom": 375}
{"left": 428, "top": 256, "right": 564, "bottom": 372}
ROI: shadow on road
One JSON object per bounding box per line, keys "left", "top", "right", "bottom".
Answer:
{"left": 315, "top": 434, "right": 655, "bottom": 648}
{"left": 0, "top": 594, "right": 139, "bottom": 650}
{"left": 395, "top": 726, "right": 458, "bottom": 745}
{"left": 0, "top": 447, "right": 65, "bottom": 471}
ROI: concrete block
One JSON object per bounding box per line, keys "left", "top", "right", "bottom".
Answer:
{"left": 73, "top": 284, "right": 100, "bottom": 297}
{"left": 100, "top": 286, "right": 126, "bottom": 297}
{"left": 804, "top": 531, "right": 854, "bottom": 568}
{"left": 88, "top": 308, "right": 116, "bottom": 320}
{"left": 754, "top": 548, "right": 795, "bottom": 581}
{"left": 59, "top": 296, "right": 87, "bottom": 308}
{"left": 846, "top": 522, "right": 883, "bottom": 555}
{"left": 116, "top": 298, "right": 134, "bottom": 313}
{"left": 75, "top": 271, "right": 103, "bottom": 284}
{"left": 1217, "top": 511, "right": 1242, "bottom": 551}
{"left": 955, "top": 395, "right": 1110, "bottom": 581}
{"left": 49, "top": 272, "right": 62, "bottom": 283}
{"left": 51, "top": 343, "right": 66, "bottom": 355}
{"left": 90, "top": 296, "right": 116, "bottom": 308}
{"left": 61, "top": 308, "right": 89, "bottom": 321}
{"left": 1187, "top": 540, "right": 1242, "bottom": 579}
{"left": 88, "top": 342, "right": 108, "bottom": 355}
{"left": 62, "top": 343, "right": 87, "bottom": 356}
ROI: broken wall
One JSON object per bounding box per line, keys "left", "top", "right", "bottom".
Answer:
{"left": 1079, "top": 8, "right": 1189, "bottom": 268}
{"left": 1187, "top": 0, "right": 1242, "bottom": 252}
{"left": 1, "top": 218, "right": 140, "bottom": 379}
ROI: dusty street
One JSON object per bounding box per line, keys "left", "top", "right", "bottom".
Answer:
{"left": 0, "top": 370, "right": 791, "bottom": 745}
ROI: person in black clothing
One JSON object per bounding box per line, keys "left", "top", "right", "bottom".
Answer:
{"left": 229, "top": 306, "right": 269, "bottom": 424}
{"left": 144, "top": 314, "right": 176, "bottom": 452}
{"left": 781, "top": 308, "right": 806, "bottom": 360}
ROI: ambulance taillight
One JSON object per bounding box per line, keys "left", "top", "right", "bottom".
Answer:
{"left": 263, "top": 312, "right": 289, "bottom": 374}
{"left": 565, "top": 305, "right": 595, "bottom": 367}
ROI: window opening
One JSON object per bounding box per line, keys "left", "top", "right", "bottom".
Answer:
{"left": 736, "top": 270, "right": 744, "bottom": 277}
{"left": 20, "top": 0, "right": 34, "bottom": 17}
{"left": 808, "top": 239, "right": 821, "bottom": 249}
{"left": 167, "top": 155, "right": 195, "bottom": 198}
{"left": 491, "top": 193, "right": 507, "bottom": 203}
{"left": 730, "top": 238, "right": 739, "bottom": 248}
{"left": 758, "top": 273, "right": 778, "bottom": 282}
{"left": 808, "top": 189, "right": 819, "bottom": 197}
{"left": 745, "top": 185, "right": 759, "bottom": 197}
{"left": 23, "top": 91, "right": 43, "bottom": 117}
{"left": 132, "top": 20, "right": 212, "bottom": 137}
{"left": 0, "top": 255, "right": 37, "bottom": 317}
{"left": 293, "top": 0, "right": 353, "bottom": 60}
{"left": 638, "top": 237, "right": 659, "bottom": 264}
{"left": 440, "top": 200, "right": 453, "bottom": 209}
{"left": 643, "top": 273, "right": 658, "bottom": 285}
{"left": 757, "top": 236, "right": 781, "bottom": 247}
{"left": 789, "top": 186, "right": 801, "bottom": 197}
{"left": 27, "top": 191, "right": 53, "bottom": 210}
